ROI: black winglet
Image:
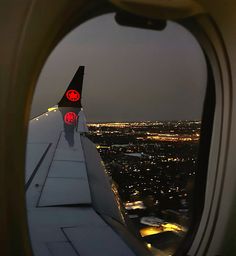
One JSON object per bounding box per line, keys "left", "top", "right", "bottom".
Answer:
{"left": 58, "top": 66, "right": 85, "bottom": 108}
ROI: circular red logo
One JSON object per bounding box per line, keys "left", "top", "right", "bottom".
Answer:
{"left": 66, "top": 89, "right": 80, "bottom": 102}
{"left": 64, "top": 112, "right": 78, "bottom": 125}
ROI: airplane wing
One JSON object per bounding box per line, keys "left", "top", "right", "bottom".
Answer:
{"left": 26, "top": 66, "right": 150, "bottom": 256}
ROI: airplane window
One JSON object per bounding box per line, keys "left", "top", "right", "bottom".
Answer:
{"left": 30, "top": 13, "right": 209, "bottom": 256}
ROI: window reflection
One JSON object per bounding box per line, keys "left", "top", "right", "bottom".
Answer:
{"left": 59, "top": 107, "right": 80, "bottom": 147}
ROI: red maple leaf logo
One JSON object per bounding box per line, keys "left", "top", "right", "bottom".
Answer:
{"left": 66, "top": 89, "right": 80, "bottom": 102}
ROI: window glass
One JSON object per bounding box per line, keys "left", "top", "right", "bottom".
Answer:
{"left": 32, "top": 13, "right": 207, "bottom": 256}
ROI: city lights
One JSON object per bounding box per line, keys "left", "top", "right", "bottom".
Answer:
{"left": 87, "top": 120, "right": 201, "bottom": 252}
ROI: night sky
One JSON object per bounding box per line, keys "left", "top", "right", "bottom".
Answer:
{"left": 31, "top": 13, "right": 207, "bottom": 122}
